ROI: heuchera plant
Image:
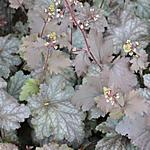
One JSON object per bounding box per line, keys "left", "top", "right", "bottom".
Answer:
{"left": 0, "top": 0, "right": 150, "bottom": 149}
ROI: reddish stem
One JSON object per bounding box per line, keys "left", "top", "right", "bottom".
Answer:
{"left": 43, "top": 43, "right": 55, "bottom": 70}
{"left": 43, "top": 49, "right": 50, "bottom": 70}
{"left": 40, "top": 17, "right": 48, "bottom": 37}
{"left": 70, "top": 26, "right": 73, "bottom": 45}
{"left": 64, "top": 0, "right": 102, "bottom": 70}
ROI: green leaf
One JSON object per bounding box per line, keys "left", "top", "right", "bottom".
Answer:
{"left": 61, "top": 67, "right": 77, "bottom": 86}
{"left": 0, "top": 77, "right": 7, "bottom": 89}
{"left": 93, "top": 0, "right": 124, "bottom": 16}
{"left": 72, "top": 29, "right": 85, "bottom": 49}
{"left": 82, "top": 64, "right": 101, "bottom": 84}
{"left": 95, "top": 135, "right": 137, "bottom": 150}
{"left": 0, "top": 35, "right": 21, "bottom": 78}
{"left": 88, "top": 107, "right": 105, "bottom": 120}
{"left": 0, "top": 66, "right": 10, "bottom": 78}
{"left": 36, "top": 143, "right": 73, "bottom": 150}
{"left": 19, "top": 78, "right": 39, "bottom": 101}
{"left": 96, "top": 117, "right": 119, "bottom": 135}
{"left": 27, "top": 75, "right": 85, "bottom": 142}
{"left": 93, "top": 0, "right": 111, "bottom": 12}
{"left": 7, "top": 71, "right": 29, "bottom": 99}
{"left": 0, "top": 90, "right": 30, "bottom": 131}
{"left": 96, "top": 117, "right": 138, "bottom": 150}
{"left": 14, "top": 21, "right": 29, "bottom": 38}
{"left": 0, "top": 129, "right": 18, "bottom": 144}
{"left": 139, "top": 88, "right": 150, "bottom": 100}
{"left": 133, "top": 0, "right": 150, "bottom": 19}
{"left": 143, "top": 74, "right": 150, "bottom": 89}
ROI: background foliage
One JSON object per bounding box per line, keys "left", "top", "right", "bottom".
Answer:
{"left": 0, "top": 0, "right": 150, "bottom": 149}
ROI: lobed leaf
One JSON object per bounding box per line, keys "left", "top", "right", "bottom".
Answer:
{"left": 143, "top": 74, "right": 150, "bottom": 89}
{"left": 19, "top": 78, "right": 39, "bottom": 101}
{"left": 36, "top": 143, "right": 73, "bottom": 150}
{"left": 131, "top": 0, "right": 150, "bottom": 19}
{"left": 95, "top": 135, "right": 137, "bottom": 150}
{"left": 108, "top": 57, "right": 137, "bottom": 93}
{"left": 0, "top": 90, "right": 30, "bottom": 130}
{"left": 111, "top": 10, "right": 148, "bottom": 53}
{"left": 47, "top": 50, "right": 71, "bottom": 75}
{"left": 72, "top": 77, "right": 102, "bottom": 112}
{"left": 19, "top": 34, "right": 47, "bottom": 70}
{"left": 7, "top": 71, "right": 29, "bottom": 99}
{"left": 28, "top": 75, "right": 84, "bottom": 142}
{"left": 0, "top": 35, "right": 21, "bottom": 78}
{"left": 8, "top": 0, "right": 24, "bottom": 9}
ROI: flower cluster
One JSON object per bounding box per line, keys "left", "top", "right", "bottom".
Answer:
{"left": 103, "top": 87, "right": 120, "bottom": 105}
{"left": 123, "top": 40, "right": 139, "bottom": 56}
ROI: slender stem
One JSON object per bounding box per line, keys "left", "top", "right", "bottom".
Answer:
{"left": 114, "top": 99, "right": 123, "bottom": 108}
{"left": 43, "top": 43, "right": 56, "bottom": 70}
{"left": 64, "top": 0, "right": 102, "bottom": 70}
{"left": 109, "top": 5, "right": 120, "bottom": 15}
{"left": 43, "top": 49, "right": 50, "bottom": 70}
{"left": 70, "top": 26, "right": 73, "bottom": 45}
{"left": 40, "top": 18, "right": 48, "bottom": 37}
{"left": 100, "top": 0, "right": 105, "bottom": 8}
